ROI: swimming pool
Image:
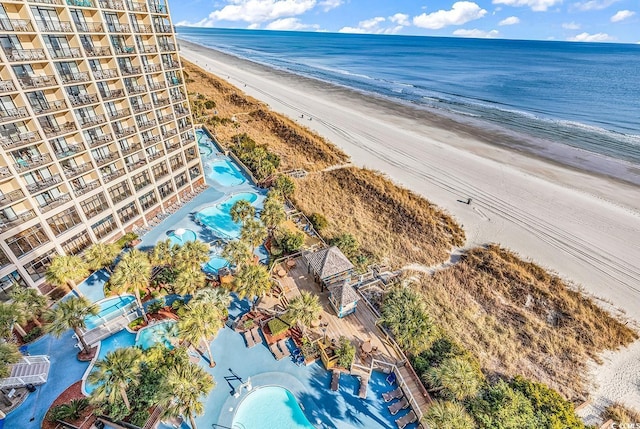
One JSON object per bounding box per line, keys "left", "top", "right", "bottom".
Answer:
{"left": 232, "top": 386, "right": 314, "bottom": 429}
{"left": 168, "top": 228, "right": 197, "bottom": 246}
{"left": 208, "top": 158, "right": 246, "bottom": 187}
{"left": 204, "top": 255, "right": 229, "bottom": 274}
{"left": 195, "top": 192, "right": 259, "bottom": 240}
{"left": 199, "top": 143, "right": 214, "bottom": 157}
{"left": 84, "top": 295, "right": 136, "bottom": 330}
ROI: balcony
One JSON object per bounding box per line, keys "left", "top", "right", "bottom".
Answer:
{"left": 0, "top": 131, "right": 41, "bottom": 150}
{"left": 73, "top": 180, "right": 100, "bottom": 197}
{"left": 121, "top": 143, "right": 142, "bottom": 156}
{"left": 88, "top": 133, "right": 113, "bottom": 148}
{"left": 0, "top": 189, "right": 26, "bottom": 207}
{"left": 39, "top": 193, "right": 71, "bottom": 213}
{"left": 137, "top": 120, "right": 156, "bottom": 131}
{"left": 0, "top": 19, "right": 34, "bottom": 32}
{"left": 14, "top": 153, "right": 53, "bottom": 172}
{"left": 126, "top": 159, "right": 147, "bottom": 172}
{"left": 158, "top": 114, "right": 174, "bottom": 124}
{"left": 171, "top": 93, "right": 186, "bottom": 102}
{"left": 147, "top": 150, "right": 164, "bottom": 161}
{"left": 170, "top": 161, "right": 184, "bottom": 171}
{"left": 126, "top": 85, "right": 146, "bottom": 95}
{"left": 49, "top": 48, "right": 82, "bottom": 59}
{"left": 4, "top": 48, "right": 46, "bottom": 62}
{"left": 153, "top": 98, "right": 169, "bottom": 107}
{"left": 93, "top": 68, "right": 118, "bottom": 80}
{"left": 0, "top": 80, "right": 16, "bottom": 93}
{"left": 154, "top": 169, "right": 169, "bottom": 180}
{"left": 69, "top": 93, "right": 99, "bottom": 107}
{"left": 55, "top": 143, "right": 86, "bottom": 159}
{"left": 17, "top": 74, "right": 57, "bottom": 90}
{"left": 0, "top": 210, "right": 37, "bottom": 233}
{"left": 32, "top": 100, "right": 67, "bottom": 115}
{"left": 175, "top": 109, "right": 190, "bottom": 119}
{"left": 0, "top": 106, "right": 29, "bottom": 123}
{"left": 94, "top": 153, "right": 118, "bottom": 166}
{"left": 135, "top": 24, "right": 153, "bottom": 33}
{"left": 26, "top": 174, "right": 62, "bottom": 193}
{"left": 164, "top": 129, "right": 178, "bottom": 138}
{"left": 143, "top": 134, "right": 160, "bottom": 145}
{"left": 164, "top": 141, "right": 180, "bottom": 153}
{"left": 143, "top": 64, "right": 161, "bottom": 74}
{"left": 133, "top": 180, "right": 152, "bottom": 191}
{"left": 140, "top": 45, "right": 157, "bottom": 54}
{"left": 78, "top": 114, "right": 106, "bottom": 127}
{"left": 99, "top": 0, "right": 125, "bottom": 9}
{"left": 85, "top": 46, "right": 111, "bottom": 57}
{"left": 109, "top": 108, "right": 131, "bottom": 120}
{"left": 101, "top": 89, "right": 125, "bottom": 100}
{"left": 41, "top": 122, "right": 77, "bottom": 138}
{"left": 128, "top": 2, "right": 147, "bottom": 12}
{"left": 120, "top": 66, "right": 142, "bottom": 76}
{"left": 162, "top": 62, "right": 179, "bottom": 70}
{"left": 67, "top": 0, "right": 95, "bottom": 7}
{"left": 114, "top": 46, "right": 136, "bottom": 55}
{"left": 154, "top": 24, "right": 172, "bottom": 33}
{"left": 115, "top": 126, "right": 136, "bottom": 138}
{"left": 159, "top": 43, "right": 176, "bottom": 52}
{"left": 183, "top": 133, "right": 195, "bottom": 143}
{"left": 102, "top": 168, "right": 125, "bottom": 183}
{"left": 0, "top": 167, "right": 11, "bottom": 179}
{"left": 148, "top": 82, "right": 165, "bottom": 91}
{"left": 29, "top": 0, "right": 63, "bottom": 4}
{"left": 36, "top": 20, "right": 73, "bottom": 33}
{"left": 149, "top": 3, "right": 167, "bottom": 14}
{"left": 168, "top": 77, "right": 182, "bottom": 87}
{"left": 75, "top": 22, "right": 103, "bottom": 33}
{"left": 108, "top": 24, "right": 131, "bottom": 33}
{"left": 63, "top": 163, "right": 92, "bottom": 179}
{"left": 133, "top": 103, "right": 152, "bottom": 113}
{"left": 60, "top": 72, "right": 90, "bottom": 84}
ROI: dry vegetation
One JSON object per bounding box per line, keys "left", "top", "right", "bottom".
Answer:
{"left": 182, "top": 60, "right": 348, "bottom": 171}
{"left": 413, "top": 244, "right": 637, "bottom": 400}
{"left": 291, "top": 167, "right": 465, "bottom": 267}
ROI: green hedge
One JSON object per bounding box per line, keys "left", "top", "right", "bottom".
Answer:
{"left": 267, "top": 312, "right": 295, "bottom": 336}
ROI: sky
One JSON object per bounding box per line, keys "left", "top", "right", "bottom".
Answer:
{"left": 169, "top": 0, "right": 640, "bottom": 43}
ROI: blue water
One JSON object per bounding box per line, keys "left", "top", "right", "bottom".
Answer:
{"left": 197, "top": 128, "right": 218, "bottom": 157}
{"left": 168, "top": 228, "right": 197, "bottom": 246}
{"left": 84, "top": 295, "right": 136, "bottom": 330}
{"left": 195, "top": 192, "right": 258, "bottom": 239}
{"left": 177, "top": 28, "right": 640, "bottom": 167}
{"left": 208, "top": 158, "right": 246, "bottom": 186}
{"left": 204, "top": 254, "right": 229, "bottom": 273}
{"left": 233, "top": 386, "right": 315, "bottom": 429}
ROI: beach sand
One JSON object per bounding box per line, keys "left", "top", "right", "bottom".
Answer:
{"left": 179, "top": 40, "right": 640, "bottom": 415}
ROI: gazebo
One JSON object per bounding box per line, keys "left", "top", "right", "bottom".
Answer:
{"left": 328, "top": 280, "right": 359, "bottom": 318}
{"left": 303, "top": 246, "right": 354, "bottom": 290}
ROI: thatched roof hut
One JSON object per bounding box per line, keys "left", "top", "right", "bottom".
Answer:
{"left": 303, "top": 246, "right": 354, "bottom": 289}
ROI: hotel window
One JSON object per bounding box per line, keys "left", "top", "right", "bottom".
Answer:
{"left": 117, "top": 202, "right": 138, "bottom": 225}
{"left": 132, "top": 170, "right": 151, "bottom": 191}
{"left": 108, "top": 181, "right": 131, "bottom": 204}
{"left": 92, "top": 215, "right": 117, "bottom": 240}
{"left": 184, "top": 147, "right": 197, "bottom": 162}
{"left": 157, "top": 180, "right": 173, "bottom": 199}
{"left": 169, "top": 154, "right": 183, "bottom": 171}
{"left": 6, "top": 224, "right": 50, "bottom": 258}
{"left": 139, "top": 190, "right": 157, "bottom": 211}
{"left": 151, "top": 161, "right": 168, "bottom": 180}
{"left": 47, "top": 207, "right": 82, "bottom": 236}
{"left": 24, "top": 252, "right": 56, "bottom": 281}
{"left": 80, "top": 192, "right": 109, "bottom": 219}
{"left": 0, "top": 271, "right": 27, "bottom": 302}
{"left": 174, "top": 172, "right": 187, "bottom": 189}
{"left": 189, "top": 165, "right": 200, "bottom": 180}
{"left": 62, "top": 231, "right": 92, "bottom": 255}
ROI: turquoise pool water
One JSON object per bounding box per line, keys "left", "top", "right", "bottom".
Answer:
{"left": 233, "top": 386, "right": 315, "bottom": 429}
{"left": 208, "top": 158, "right": 246, "bottom": 187}
{"left": 195, "top": 192, "right": 258, "bottom": 240}
{"left": 84, "top": 295, "right": 136, "bottom": 330}
{"left": 204, "top": 255, "right": 229, "bottom": 274}
{"left": 199, "top": 143, "right": 214, "bottom": 157}
{"left": 168, "top": 229, "right": 197, "bottom": 246}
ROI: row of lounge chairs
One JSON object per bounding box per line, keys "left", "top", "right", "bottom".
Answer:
{"left": 383, "top": 385, "right": 418, "bottom": 428}
{"left": 269, "top": 339, "right": 291, "bottom": 360}
{"left": 242, "top": 327, "right": 263, "bottom": 348}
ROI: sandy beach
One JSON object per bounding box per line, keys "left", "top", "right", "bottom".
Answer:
{"left": 179, "top": 40, "right": 640, "bottom": 414}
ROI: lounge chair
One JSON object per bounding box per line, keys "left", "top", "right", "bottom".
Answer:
{"left": 242, "top": 329, "right": 256, "bottom": 348}
{"left": 395, "top": 410, "right": 418, "bottom": 429}
{"left": 277, "top": 339, "right": 291, "bottom": 359}
{"left": 251, "top": 327, "right": 263, "bottom": 345}
{"left": 388, "top": 397, "right": 409, "bottom": 415}
{"left": 330, "top": 370, "right": 340, "bottom": 391}
{"left": 358, "top": 375, "right": 369, "bottom": 399}
{"left": 270, "top": 342, "right": 285, "bottom": 360}
{"left": 382, "top": 387, "right": 403, "bottom": 402}
{"left": 386, "top": 371, "right": 397, "bottom": 385}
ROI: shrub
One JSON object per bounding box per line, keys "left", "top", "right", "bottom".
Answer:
{"left": 604, "top": 403, "right": 640, "bottom": 424}
{"left": 23, "top": 326, "right": 43, "bottom": 343}
{"left": 308, "top": 213, "right": 328, "bottom": 231}
{"left": 128, "top": 317, "right": 144, "bottom": 330}
{"left": 335, "top": 336, "right": 355, "bottom": 369}
{"left": 300, "top": 337, "right": 320, "bottom": 360}
{"left": 381, "top": 287, "right": 435, "bottom": 355}
{"left": 48, "top": 398, "right": 89, "bottom": 422}
{"left": 267, "top": 312, "right": 295, "bottom": 336}
{"left": 412, "top": 336, "right": 466, "bottom": 375}
{"left": 115, "top": 232, "right": 139, "bottom": 249}
{"left": 277, "top": 229, "right": 305, "bottom": 253}
{"left": 272, "top": 175, "right": 295, "bottom": 198}
{"left": 147, "top": 298, "right": 165, "bottom": 314}
{"left": 329, "top": 233, "right": 359, "bottom": 261}
{"left": 204, "top": 100, "right": 216, "bottom": 109}
{"left": 130, "top": 409, "right": 151, "bottom": 427}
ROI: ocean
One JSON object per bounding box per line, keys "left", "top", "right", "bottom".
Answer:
{"left": 176, "top": 28, "right": 640, "bottom": 168}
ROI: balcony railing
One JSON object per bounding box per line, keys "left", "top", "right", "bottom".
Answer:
{"left": 98, "top": 0, "right": 125, "bottom": 9}
{"left": 126, "top": 85, "right": 146, "bottom": 94}
{"left": 0, "top": 19, "right": 34, "bottom": 32}
{"left": 0, "top": 210, "right": 36, "bottom": 233}
{"left": 162, "top": 62, "right": 179, "bottom": 70}
{"left": 114, "top": 46, "right": 136, "bottom": 55}
{"left": 63, "top": 162, "right": 92, "bottom": 179}
{"left": 0, "top": 167, "right": 11, "bottom": 179}
{"left": 73, "top": 180, "right": 100, "bottom": 197}
{"left": 133, "top": 103, "right": 152, "bottom": 113}
{"left": 4, "top": 48, "right": 46, "bottom": 62}
{"left": 67, "top": 0, "right": 95, "bottom": 8}
{"left": 171, "top": 93, "right": 186, "bottom": 102}
{"left": 41, "top": 122, "right": 77, "bottom": 138}
{"left": 88, "top": 133, "right": 113, "bottom": 148}
{"left": 165, "top": 141, "right": 180, "bottom": 153}
{"left": 154, "top": 169, "right": 169, "bottom": 180}
{"left": 0, "top": 106, "right": 29, "bottom": 123}
{"left": 69, "top": 93, "right": 99, "bottom": 107}
{"left": 39, "top": 193, "right": 71, "bottom": 213}
{"left": 144, "top": 64, "right": 161, "bottom": 73}
{"left": 135, "top": 24, "right": 153, "bottom": 33}
{"left": 153, "top": 98, "right": 169, "bottom": 107}
{"left": 175, "top": 109, "right": 190, "bottom": 119}
{"left": 120, "top": 66, "right": 142, "bottom": 76}
{"left": 102, "top": 168, "right": 125, "bottom": 183}
{"left": 128, "top": 2, "right": 147, "bottom": 12}
{"left": 168, "top": 77, "right": 182, "bottom": 87}
{"left": 164, "top": 128, "right": 178, "bottom": 138}
{"left": 133, "top": 180, "right": 152, "bottom": 191}
{"left": 32, "top": 100, "right": 67, "bottom": 115}
{"left": 148, "top": 82, "right": 165, "bottom": 91}
{"left": 0, "top": 80, "right": 16, "bottom": 93}
{"left": 159, "top": 43, "right": 176, "bottom": 52}
{"left": 140, "top": 45, "right": 157, "bottom": 54}
{"left": 0, "top": 131, "right": 40, "bottom": 150}
{"left": 29, "top": 0, "right": 63, "bottom": 4}
{"left": 60, "top": 72, "right": 90, "bottom": 84}
{"left": 137, "top": 120, "right": 156, "bottom": 130}
{"left": 154, "top": 24, "right": 172, "bottom": 33}
{"left": 14, "top": 153, "right": 53, "bottom": 172}
{"left": 121, "top": 143, "right": 142, "bottom": 156}
{"left": 55, "top": 143, "right": 85, "bottom": 159}
{"left": 0, "top": 189, "right": 26, "bottom": 207}
{"left": 170, "top": 161, "right": 184, "bottom": 171}
{"left": 108, "top": 24, "right": 130, "bottom": 33}
{"left": 109, "top": 108, "right": 130, "bottom": 120}
{"left": 26, "top": 174, "right": 62, "bottom": 193}
{"left": 75, "top": 22, "right": 103, "bottom": 32}
{"left": 183, "top": 133, "right": 195, "bottom": 143}
{"left": 158, "top": 114, "right": 174, "bottom": 124}
{"left": 49, "top": 48, "right": 82, "bottom": 59}
{"left": 85, "top": 46, "right": 111, "bottom": 57}
{"left": 93, "top": 68, "right": 118, "bottom": 80}
{"left": 149, "top": 3, "right": 167, "bottom": 14}
{"left": 101, "top": 89, "right": 125, "bottom": 100}
{"left": 17, "top": 74, "right": 57, "bottom": 89}
{"left": 126, "top": 159, "right": 147, "bottom": 172}
{"left": 78, "top": 114, "right": 106, "bottom": 127}
{"left": 36, "top": 20, "right": 73, "bottom": 32}
{"left": 115, "top": 126, "right": 136, "bottom": 138}
{"left": 143, "top": 134, "right": 160, "bottom": 144}
{"left": 147, "top": 150, "right": 164, "bottom": 161}
{"left": 95, "top": 153, "right": 118, "bottom": 166}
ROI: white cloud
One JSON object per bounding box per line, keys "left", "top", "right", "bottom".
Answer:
{"left": 572, "top": 0, "right": 620, "bottom": 11}
{"left": 568, "top": 32, "right": 616, "bottom": 41}
{"left": 339, "top": 13, "right": 410, "bottom": 34}
{"left": 499, "top": 16, "right": 520, "bottom": 25}
{"left": 265, "top": 17, "right": 319, "bottom": 30}
{"left": 318, "top": 0, "right": 342, "bottom": 11}
{"left": 453, "top": 28, "right": 500, "bottom": 37}
{"left": 611, "top": 10, "right": 635, "bottom": 22}
{"left": 413, "top": 2, "right": 487, "bottom": 30}
{"left": 389, "top": 13, "right": 410, "bottom": 26}
{"left": 492, "top": 0, "right": 561, "bottom": 12}
{"left": 195, "top": 0, "right": 317, "bottom": 26}
{"left": 562, "top": 21, "right": 580, "bottom": 29}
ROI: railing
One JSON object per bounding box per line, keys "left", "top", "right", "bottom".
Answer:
{"left": 154, "top": 24, "right": 172, "bottom": 33}
{"left": 120, "top": 66, "right": 141, "bottom": 76}
{"left": 16, "top": 74, "right": 56, "bottom": 89}
{"left": 69, "top": 93, "right": 99, "bottom": 107}
{"left": 42, "top": 122, "right": 77, "bottom": 138}
{"left": 63, "top": 163, "right": 93, "bottom": 179}
{"left": 85, "top": 46, "right": 111, "bottom": 57}
{"left": 39, "top": 193, "right": 71, "bottom": 213}
{"left": 149, "top": 3, "right": 167, "bottom": 14}
{"left": 183, "top": 133, "right": 195, "bottom": 143}
{"left": 14, "top": 153, "right": 52, "bottom": 172}
{"left": 4, "top": 48, "right": 46, "bottom": 62}
{"left": 128, "top": 1, "right": 147, "bottom": 12}
{"left": 121, "top": 143, "right": 142, "bottom": 156}
{"left": 147, "top": 150, "right": 164, "bottom": 161}
{"left": 0, "top": 167, "right": 12, "bottom": 179}
{"left": 114, "top": 45, "right": 136, "bottom": 55}
{"left": 28, "top": 0, "right": 63, "bottom": 4}
{"left": 49, "top": 47, "right": 82, "bottom": 59}
{"left": 137, "top": 120, "right": 156, "bottom": 130}
{"left": 0, "top": 189, "right": 25, "bottom": 206}
{"left": 78, "top": 114, "right": 106, "bottom": 126}
{"left": 98, "top": 0, "right": 125, "bottom": 9}
{"left": 136, "top": 24, "right": 153, "bottom": 33}
{"left": 36, "top": 20, "right": 73, "bottom": 32}
{"left": 93, "top": 68, "right": 118, "bottom": 80}
{"left": 154, "top": 169, "right": 169, "bottom": 180}
{"left": 143, "top": 134, "right": 160, "bottom": 144}
{"left": 108, "top": 24, "right": 131, "bottom": 33}
{"left": 102, "top": 167, "right": 125, "bottom": 183}
{"left": 153, "top": 98, "right": 169, "bottom": 107}
{"left": 159, "top": 43, "right": 176, "bottom": 52}
{"left": 171, "top": 93, "right": 186, "bottom": 102}
{"left": 115, "top": 126, "right": 136, "bottom": 138}
{"left": 75, "top": 21, "right": 103, "bottom": 32}
{"left": 32, "top": 100, "right": 67, "bottom": 115}
{"left": 73, "top": 180, "right": 100, "bottom": 197}
{"left": 140, "top": 45, "right": 157, "bottom": 54}
{"left": 95, "top": 153, "right": 118, "bottom": 166}
{"left": 133, "top": 180, "right": 152, "bottom": 191}
{"left": 0, "top": 210, "right": 36, "bottom": 233}
{"left": 60, "top": 72, "right": 89, "bottom": 84}
{"left": 27, "top": 174, "right": 62, "bottom": 192}
{"left": 170, "top": 161, "right": 184, "bottom": 171}
{"left": 168, "top": 77, "right": 182, "bottom": 86}
{"left": 0, "top": 80, "right": 16, "bottom": 92}
{"left": 162, "top": 62, "right": 179, "bottom": 70}
{"left": 158, "top": 114, "right": 174, "bottom": 124}
{"left": 101, "top": 89, "right": 125, "bottom": 100}
{"left": 133, "top": 103, "right": 152, "bottom": 113}
{"left": 164, "top": 128, "right": 178, "bottom": 138}
{"left": 0, "top": 106, "right": 29, "bottom": 123}
{"left": 166, "top": 140, "right": 181, "bottom": 153}
{"left": 0, "top": 19, "right": 34, "bottom": 32}
{"left": 109, "top": 108, "right": 130, "bottom": 120}
{"left": 148, "top": 82, "right": 165, "bottom": 91}
{"left": 175, "top": 109, "right": 190, "bottom": 119}
{"left": 126, "top": 84, "right": 146, "bottom": 94}
{"left": 88, "top": 134, "right": 113, "bottom": 148}
{"left": 55, "top": 143, "right": 85, "bottom": 159}
{"left": 126, "top": 159, "right": 147, "bottom": 172}
{"left": 65, "top": 0, "right": 93, "bottom": 6}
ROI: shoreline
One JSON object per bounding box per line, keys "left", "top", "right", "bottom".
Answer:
{"left": 178, "top": 39, "right": 640, "bottom": 322}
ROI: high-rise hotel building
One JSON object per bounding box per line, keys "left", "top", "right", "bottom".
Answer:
{"left": 0, "top": 0, "right": 203, "bottom": 298}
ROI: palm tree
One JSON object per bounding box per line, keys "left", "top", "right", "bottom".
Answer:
{"left": 221, "top": 240, "right": 251, "bottom": 268}
{"left": 109, "top": 249, "right": 152, "bottom": 322}
{"left": 45, "top": 255, "right": 89, "bottom": 296}
{"left": 88, "top": 347, "right": 142, "bottom": 410}
{"left": 84, "top": 243, "right": 120, "bottom": 273}
{"left": 233, "top": 264, "right": 274, "bottom": 309}
{"left": 174, "top": 269, "right": 206, "bottom": 296}
{"left": 287, "top": 290, "right": 322, "bottom": 333}
{"left": 0, "top": 341, "right": 21, "bottom": 378}
{"left": 45, "top": 296, "right": 99, "bottom": 354}
{"left": 240, "top": 218, "right": 267, "bottom": 254}
{"left": 10, "top": 287, "right": 48, "bottom": 327}
{"left": 158, "top": 360, "right": 214, "bottom": 429}
{"left": 174, "top": 240, "right": 209, "bottom": 272}
{"left": 424, "top": 356, "right": 482, "bottom": 401}
{"left": 229, "top": 199, "right": 255, "bottom": 225}
{"left": 380, "top": 287, "right": 434, "bottom": 355}
{"left": 190, "top": 288, "right": 232, "bottom": 314}
{"left": 260, "top": 196, "right": 286, "bottom": 234}
{"left": 149, "top": 239, "right": 177, "bottom": 267}
{"left": 0, "top": 302, "right": 27, "bottom": 339}
{"left": 177, "top": 302, "right": 223, "bottom": 367}
{"left": 423, "top": 400, "right": 474, "bottom": 429}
